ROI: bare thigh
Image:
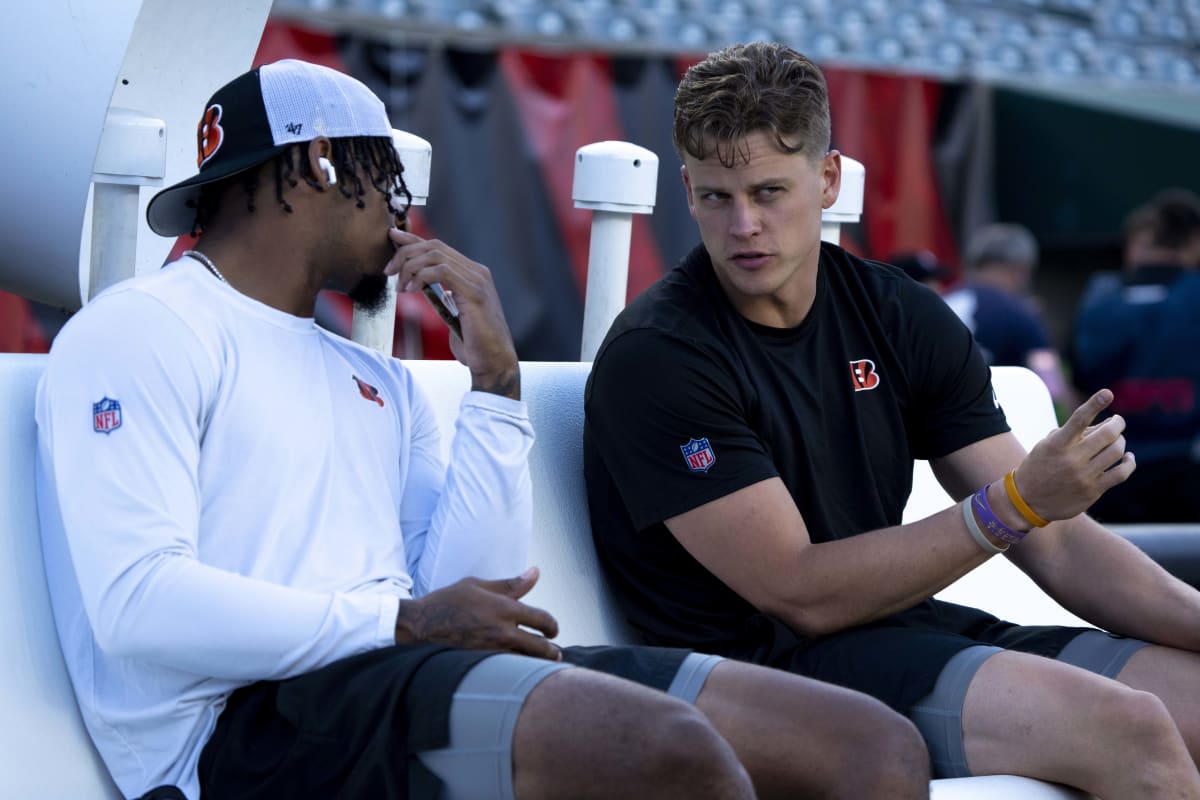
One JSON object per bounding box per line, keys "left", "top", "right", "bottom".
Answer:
{"left": 694, "top": 660, "right": 930, "bottom": 800}
{"left": 511, "top": 666, "right": 754, "bottom": 800}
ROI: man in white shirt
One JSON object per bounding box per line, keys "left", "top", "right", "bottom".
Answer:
{"left": 36, "top": 59, "right": 930, "bottom": 800}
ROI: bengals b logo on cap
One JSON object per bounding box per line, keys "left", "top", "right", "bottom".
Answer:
{"left": 197, "top": 104, "right": 224, "bottom": 168}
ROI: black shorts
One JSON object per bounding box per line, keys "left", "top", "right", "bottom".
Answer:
{"left": 561, "top": 643, "right": 692, "bottom": 690}
{"left": 765, "top": 599, "right": 1089, "bottom": 714}
{"left": 198, "top": 643, "right": 691, "bottom": 800}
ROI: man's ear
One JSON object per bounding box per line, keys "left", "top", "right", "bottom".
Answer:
{"left": 820, "top": 150, "right": 842, "bottom": 210}
{"left": 681, "top": 164, "right": 697, "bottom": 219}
{"left": 306, "top": 137, "right": 336, "bottom": 189}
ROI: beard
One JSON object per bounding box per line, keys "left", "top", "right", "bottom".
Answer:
{"left": 347, "top": 271, "right": 390, "bottom": 315}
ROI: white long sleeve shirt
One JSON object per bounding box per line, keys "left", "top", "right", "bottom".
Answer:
{"left": 35, "top": 261, "right": 533, "bottom": 799}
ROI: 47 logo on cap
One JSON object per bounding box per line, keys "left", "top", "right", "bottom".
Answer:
{"left": 93, "top": 397, "right": 122, "bottom": 434}
{"left": 680, "top": 437, "right": 716, "bottom": 473}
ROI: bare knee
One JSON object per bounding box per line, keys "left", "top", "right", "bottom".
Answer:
{"left": 830, "top": 702, "right": 930, "bottom": 800}
{"left": 647, "top": 703, "right": 755, "bottom": 797}
{"left": 963, "top": 653, "right": 1199, "bottom": 796}
{"left": 513, "top": 669, "right": 753, "bottom": 800}
{"left": 1095, "top": 687, "right": 1199, "bottom": 796}
{"left": 868, "top": 712, "right": 930, "bottom": 797}
{"left": 696, "top": 662, "right": 929, "bottom": 799}
{"left": 1106, "top": 687, "right": 1182, "bottom": 754}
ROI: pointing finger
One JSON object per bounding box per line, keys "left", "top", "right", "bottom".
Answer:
{"left": 1060, "top": 389, "right": 1113, "bottom": 439}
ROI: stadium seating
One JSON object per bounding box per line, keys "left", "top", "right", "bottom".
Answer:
{"left": 273, "top": 0, "right": 1200, "bottom": 90}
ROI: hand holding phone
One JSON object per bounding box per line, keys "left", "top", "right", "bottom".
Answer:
{"left": 387, "top": 227, "right": 519, "bottom": 398}
{"left": 421, "top": 282, "right": 462, "bottom": 339}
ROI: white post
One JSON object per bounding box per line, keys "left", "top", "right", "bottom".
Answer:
{"left": 583, "top": 211, "right": 635, "bottom": 356}
{"left": 87, "top": 108, "right": 166, "bottom": 301}
{"left": 89, "top": 184, "right": 142, "bottom": 300}
{"left": 821, "top": 155, "right": 865, "bottom": 245}
{"left": 574, "top": 141, "right": 658, "bottom": 362}
{"left": 351, "top": 130, "right": 432, "bottom": 356}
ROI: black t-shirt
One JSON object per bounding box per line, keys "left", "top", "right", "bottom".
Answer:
{"left": 584, "top": 242, "right": 1011, "bottom": 661}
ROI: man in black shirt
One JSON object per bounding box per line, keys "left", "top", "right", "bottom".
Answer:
{"left": 586, "top": 41, "right": 1200, "bottom": 796}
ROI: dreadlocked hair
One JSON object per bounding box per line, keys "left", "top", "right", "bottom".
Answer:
{"left": 188, "top": 136, "right": 411, "bottom": 236}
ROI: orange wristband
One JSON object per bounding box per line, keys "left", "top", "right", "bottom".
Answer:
{"left": 1003, "top": 470, "right": 1049, "bottom": 528}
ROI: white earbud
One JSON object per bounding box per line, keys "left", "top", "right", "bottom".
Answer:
{"left": 318, "top": 157, "right": 338, "bottom": 185}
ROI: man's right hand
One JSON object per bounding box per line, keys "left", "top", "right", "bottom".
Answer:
{"left": 393, "top": 566, "right": 561, "bottom": 661}
{"left": 1013, "top": 388, "right": 1136, "bottom": 522}
{"left": 386, "top": 228, "right": 521, "bottom": 400}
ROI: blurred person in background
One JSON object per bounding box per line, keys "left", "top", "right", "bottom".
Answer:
{"left": 888, "top": 250, "right": 952, "bottom": 293}
{"left": 1072, "top": 188, "right": 1200, "bottom": 523}
{"left": 1075, "top": 201, "right": 1162, "bottom": 312}
{"left": 944, "top": 223, "right": 1076, "bottom": 414}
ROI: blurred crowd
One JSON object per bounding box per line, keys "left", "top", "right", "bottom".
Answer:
{"left": 892, "top": 187, "right": 1200, "bottom": 524}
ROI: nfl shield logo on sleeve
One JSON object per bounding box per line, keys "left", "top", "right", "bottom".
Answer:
{"left": 680, "top": 437, "right": 716, "bottom": 473}
{"left": 93, "top": 397, "right": 122, "bottom": 434}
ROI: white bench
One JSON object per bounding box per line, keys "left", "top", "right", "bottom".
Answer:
{"left": 0, "top": 354, "right": 123, "bottom": 798}
{"left": 0, "top": 354, "right": 1087, "bottom": 798}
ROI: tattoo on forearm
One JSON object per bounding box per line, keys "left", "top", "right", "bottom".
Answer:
{"left": 395, "top": 597, "right": 503, "bottom": 650}
{"left": 472, "top": 368, "right": 521, "bottom": 401}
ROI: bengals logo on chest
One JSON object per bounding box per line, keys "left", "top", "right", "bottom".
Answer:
{"left": 848, "top": 359, "right": 880, "bottom": 392}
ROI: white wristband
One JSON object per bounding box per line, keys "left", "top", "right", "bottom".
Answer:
{"left": 962, "top": 496, "right": 1009, "bottom": 555}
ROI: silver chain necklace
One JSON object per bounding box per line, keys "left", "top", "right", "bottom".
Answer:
{"left": 183, "top": 250, "right": 229, "bottom": 285}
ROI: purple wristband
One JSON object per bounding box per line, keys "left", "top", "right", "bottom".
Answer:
{"left": 971, "top": 485, "right": 1029, "bottom": 546}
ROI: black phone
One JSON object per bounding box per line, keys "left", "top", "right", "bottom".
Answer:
{"left": 422, "top": 282, "right": 462, "bottom": 339}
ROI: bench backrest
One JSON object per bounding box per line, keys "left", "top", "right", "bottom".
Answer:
{"left": 0, "top": 353, "right": 1086, "bottom": 799}
{"left": 0, "top": 354, "right": 122, "bottom": 798}
{"left": 402, "top": 360, "right": 637, "bottom": 647}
